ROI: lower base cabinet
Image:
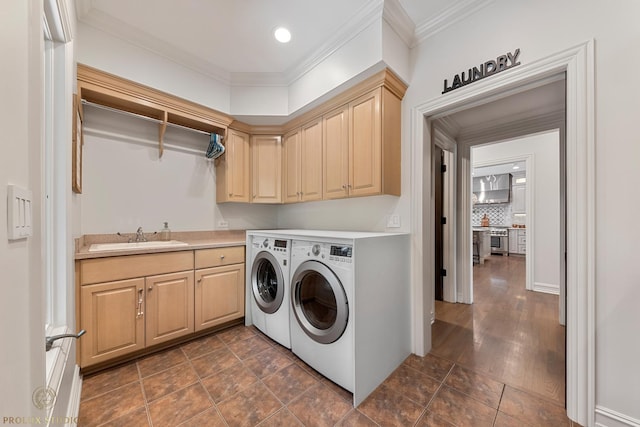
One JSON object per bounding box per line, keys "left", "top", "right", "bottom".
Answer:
{"left": 80, "top": 278, "right": 146, "bottom": 367}
{"left": 78, "top": 247, "right": 245, "bottom": 369}
{"left": 195, "top": 264, "right": 245, "bottom": 331}
{"left": 145, "top": 271, "right": 194, "bottom": 347}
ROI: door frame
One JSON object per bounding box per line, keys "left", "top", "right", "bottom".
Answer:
{"left": 409, "top": 40, "right": 594, "bottom": 426}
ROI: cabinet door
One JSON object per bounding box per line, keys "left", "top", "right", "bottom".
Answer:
{"left": 300, "top": 118, "right": 323, "bottom": 202}
{"left": 194, "top": 263, "right": 245, "bottom": 331}
{"left": 145, "top": 271, "right": 194, "bottom": 347}
{"left": 323, "top": 105, "right": 349, "bottom": 200}
{"left": 80, "top": 278, "right": 145, "bottom": 367}
{"left": 251, "top": 135, "right": 282, "bottom": 203}
{"left": 512, "top": 184, "right": 526, "bottom": 213}
{"left": 283, "top": 129, "right": 301, "bottom": 203}
{"left": 349, "top": 88, "right": 381, "bottom": 197}
{"left": 509, "top": 230, "right": 518, "bottom": 254}
{"left": 216, "top": 129, "right": 250, "bottom": 203}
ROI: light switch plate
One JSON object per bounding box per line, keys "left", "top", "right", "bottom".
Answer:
{"left": 387, "top": 214, "right": 401, "bottom": 228}
{"left": 7, "top": 184, "right": 33, "bottom": 240}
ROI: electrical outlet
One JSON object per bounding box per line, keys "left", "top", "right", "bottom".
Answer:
{"left": 217, "top": 220, "right": 229, "bottom": 228}
{"left": 387, "top": 214, "right": 401, "bottom": 228}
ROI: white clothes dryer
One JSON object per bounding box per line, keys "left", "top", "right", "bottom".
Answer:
{"left": 246, "top": 232, "right": 291, "bottom": 348}
{"left": 287, "top": 231, "right": 411, "bottom": 406}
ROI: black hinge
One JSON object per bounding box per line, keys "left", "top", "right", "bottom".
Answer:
{"left": 441, "top": 217, "right": 447, "bottom": 225}
{"left": 441, "top": 164, "right": 447, "bottom": 173}
{"left": 441, "top": 269, "right": 447, "bottom": 277}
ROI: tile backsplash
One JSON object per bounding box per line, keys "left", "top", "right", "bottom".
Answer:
{"left": 472, "top": 205, "right": 509, "bottom": 226}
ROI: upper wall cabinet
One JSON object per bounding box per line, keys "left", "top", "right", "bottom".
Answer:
{"left": 216, "top": 129, "right": 250, "bottom": 203}
{"left": 251, "top": 135, "right": 282, "bottom": 204}
{"left": 284, "top": 117, "right": 323, "bottom": 203}
{"left": 323, "top": 86, "right": 401, "bottom": 200}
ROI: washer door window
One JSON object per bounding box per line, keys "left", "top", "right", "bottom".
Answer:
{"left": 251, "top": 251, "right": 284, "bottom": 314}
{"left": 291, "top": 261, "right": 348, "bottom": 344}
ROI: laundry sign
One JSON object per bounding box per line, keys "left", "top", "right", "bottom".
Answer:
{"left": 442, "top": 48, "right": 521, "bottom": 94}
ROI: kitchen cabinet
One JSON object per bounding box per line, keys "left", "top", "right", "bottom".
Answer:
{"left": 194, "top": 247, "right": 245, "bottom": 331}
{"left": 251, "top": 135, "right": 282, "bottom": 203}
{"left": 509, "top": 229, "right": 527, "bottom": 254}
{"left": 323, "top": 87, "right": 401, "bottom": 200}
{"left": 511, "top": 172, "right": 526, "bottom": 214}
{"left": 217, "top": 128, "right": 251, "bottom": 203}
{"left": 80, "top": 278, "right": 145, "bottom": 367}
{"left": 77, "top": 248, "right": 243, "bottom": 369}
{"left": 283, "top": 118, "right": 323, "bottom": 203}
{"left": 145, "top": 271, "right": 194, "bottom": 346}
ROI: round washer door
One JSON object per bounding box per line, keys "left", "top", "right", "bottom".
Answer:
{"left": 251, "top": 251, "right": 284, "bottom": 314}
{"left": 291, "top": 260, "right": 348, "bottom": 344}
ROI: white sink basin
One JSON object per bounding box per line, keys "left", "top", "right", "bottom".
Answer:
{"left": 89, "top": 240, "right": 189, "bottom": 252}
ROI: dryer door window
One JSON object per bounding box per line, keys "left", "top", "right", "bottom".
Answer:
{"left": 252, "top": 251, "right": 284, "bottom": 314}
{"left": 291, "top": 260, "right": 348, "bottom": 344}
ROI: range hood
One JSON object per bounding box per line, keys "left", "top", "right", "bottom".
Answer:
{"left": 473, "top": 173, "right": 512, "bottom": 204}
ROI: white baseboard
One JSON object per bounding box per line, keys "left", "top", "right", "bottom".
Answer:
{"left": 533, "top": 281, "right": 559, "bottom": 295}
{"left": 596, "top": 406, "right": 640, "bottom": 427}
{"left": 65, "top": 366, "right": 82, "bottom": 422}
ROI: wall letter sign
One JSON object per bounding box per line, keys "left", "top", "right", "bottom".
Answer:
{"left": 442, "top": 49, "right": 521, "bottom": 94}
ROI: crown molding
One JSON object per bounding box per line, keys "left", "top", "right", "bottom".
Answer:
{"left": 282, "top": 0, "right": 386, "bottom": 85}
{"left": 382, "top": 0, "right": 415, "bottom": 47}
{"left": 413, "top": 0, "right": 496, "bottom": 47}
{"left": 76, "top": 6, "right": 232, "bottom": 84}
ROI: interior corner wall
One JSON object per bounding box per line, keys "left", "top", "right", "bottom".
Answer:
{"left": 75, "top": 22, "right": 231, "bottom": 113}
{"left": 472, "top": 131, "right": 561, "bottom": 292}
{"left": 402, "top": 0, "right": 640, "bottom": 422}
{"left": 0, "top": 0, "right": 46, "bottom": 417}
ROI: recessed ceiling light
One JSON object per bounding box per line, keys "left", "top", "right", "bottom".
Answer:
{"left": 274, "top": 27, "right": 291, "bottom": 43}
{"left": 512, "top": 165, "right": 520, "bottom": 170}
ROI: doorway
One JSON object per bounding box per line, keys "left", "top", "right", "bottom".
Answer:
{"left": 409, "top": 41, "right": 595, "bottom": 425}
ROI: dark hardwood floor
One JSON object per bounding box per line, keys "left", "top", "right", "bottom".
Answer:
{"left": 432, "top": 254, "right": 566, "bottom": 406}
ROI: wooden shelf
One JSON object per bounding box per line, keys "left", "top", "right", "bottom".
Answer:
{"left": 77, "top": 64, "right": 234, "bottom": 157}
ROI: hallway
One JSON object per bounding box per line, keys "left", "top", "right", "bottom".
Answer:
{"left": 432, "top": 255, "right": 565, "bottom": 405}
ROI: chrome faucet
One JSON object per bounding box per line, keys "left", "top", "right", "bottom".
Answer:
{"left": 135, "top": 226, "right": 147, "bottom": 242}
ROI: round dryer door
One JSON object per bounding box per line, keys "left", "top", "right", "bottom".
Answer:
{"left": 291, "top": 260, "right": 348, "bottom": 344}
{"left": 251, "top": 251, "right": 284, "bottom": 314}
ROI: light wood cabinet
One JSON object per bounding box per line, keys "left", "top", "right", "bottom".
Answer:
{"left": 217, "top": 129, "right": 250, "bottom": 203}
{"left": 251, "top": 135, "right": 282, "bottom": 203}
{"left": 145, "top": 271, "right": 194, "bottom": 346}
{"left": 194, "top": 247, "right": 245, "bottom": 331}
{"left": 80, "top": 278, "right": 145, "bottom": 367}
{"left": 323, "top": 87, "right": 401, "bottom": 200}
{"left": 284, "top": 118, "right": 323, "bottom": 203}
{"left": 195, "top": 264, "right": 244, "bottom": 331}
{"left": 77, "top": 247, "right": 245, "bottom": 369}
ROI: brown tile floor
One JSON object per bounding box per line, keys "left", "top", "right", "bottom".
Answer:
{"left": 79, "top": 324, "right": 579, "bottom": 426}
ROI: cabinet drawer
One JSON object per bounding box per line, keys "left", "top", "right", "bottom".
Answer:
{"left": 80, "top": 251, "right": 194, "bottom": 285}
{"left": 518, "top": 235, "right": 526, "bottom": 245}
{"left": 195, "top": 246, "right": 245, "bottom": 269}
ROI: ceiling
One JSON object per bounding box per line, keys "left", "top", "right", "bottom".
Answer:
{"left": 75, "top": 0, "right": 488, "bottom": 83}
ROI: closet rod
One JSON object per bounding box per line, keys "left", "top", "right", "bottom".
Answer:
{"left": 81, "top": 100, "right": 221, "bottom": 137}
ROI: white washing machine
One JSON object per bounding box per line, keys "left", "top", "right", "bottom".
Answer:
{"left": 246, "top": 232, "right": 291, "bottom": 348}
{"left": 286, "top": 230, "right": 411, "bottom": 406}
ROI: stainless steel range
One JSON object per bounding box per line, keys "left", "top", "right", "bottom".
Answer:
{"left": 490, "top": 227, "right": 509, "bottom": 255}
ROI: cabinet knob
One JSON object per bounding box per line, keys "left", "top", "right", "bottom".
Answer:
{"left": 220, "top": 255, "right": 225, "bottom": 260}
{"left": 148, "top": 286, "right": 153, "bottom": 291}
{"left": 342, "top": 185, "right": 346, "bottom": 189}
{"left": 228, "top": 193, "right": 232, "bottom": 197}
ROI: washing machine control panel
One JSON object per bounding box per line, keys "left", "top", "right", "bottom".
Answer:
{"left": 252, "top": 237, "right": 289, "bottom": 253}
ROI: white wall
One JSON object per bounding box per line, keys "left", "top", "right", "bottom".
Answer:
{"left": 402, "top": 0, "right": 640, "bottom": 422}
{"left": 473, "top": 131, "right": 561, "bottom": 293}
{"left": 80, "top": 106, "right": 277, "bottom": 234}
{"left": 0, "top": 0, "right": 46, "bottom": 417}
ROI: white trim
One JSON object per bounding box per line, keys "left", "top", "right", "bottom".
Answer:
{"left": 595, "top": 407, "right": 640, "bottom": 427}
{"left": 410, "top": 40, "right": 595, "bottom": 426}
{"left": 533, "top": 282, "right": 560, "bottom": 295}
{"left": 412, "top": 0, "right": 497, "bottom": 47}
{"left": 64, "top": 366, "right": 82, "bottom": 426}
